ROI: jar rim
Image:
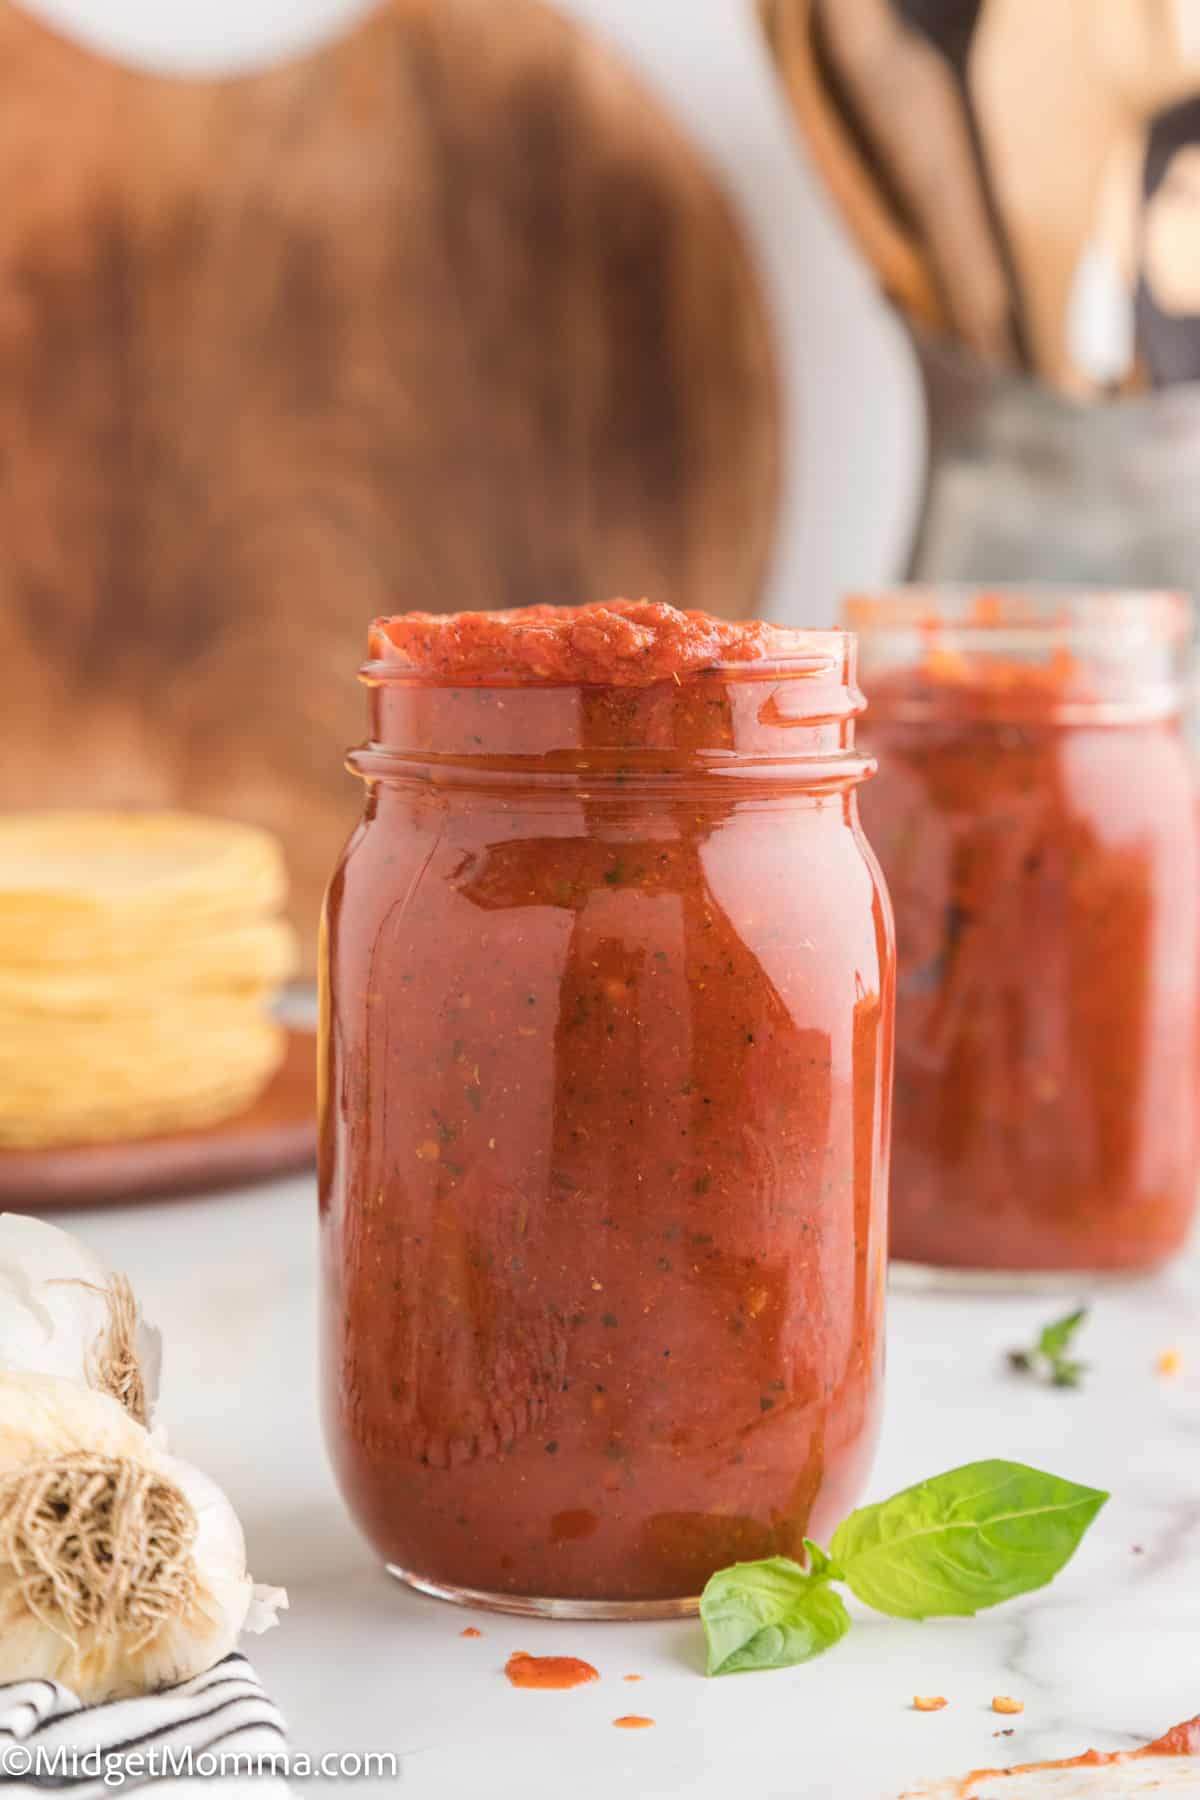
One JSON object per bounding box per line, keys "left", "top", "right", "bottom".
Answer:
{"left": 842, "top": 585, "right": 1191, "bottom": 644}
{"left": 360, "top": 646, "right": 853, "bottom": 690}
{"left": 844, "top": 586, "right": 1191, "bottom": 726}
{"left": 358, "top": 621, "right": 869, "bottom": 768}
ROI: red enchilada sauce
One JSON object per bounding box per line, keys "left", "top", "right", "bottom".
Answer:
{"left": 950, "top": 1712, "right": 1200, "bottom": 1795}
{"left": 320, "top": 602, "right": 893, "bottom": 1610}
{"left": 851, "top": 591, "right": 1199, "bottom": 1274}
{"left": 504, "top": 1651, "right": 598, "bottom": 1690}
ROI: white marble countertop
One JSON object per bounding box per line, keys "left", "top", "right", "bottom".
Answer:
{"left": 60, "top": 1178, "right": 1200, "bottom": 1799}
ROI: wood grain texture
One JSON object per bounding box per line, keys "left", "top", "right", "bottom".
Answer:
{"left": 761, "top": 0, "right": 1021, "bottom": 367}
{"left": 759, "top": 0, "right": 947, "bottom": 338}
{"left": 0, "top": 0, "right": 781, "bottom": 963}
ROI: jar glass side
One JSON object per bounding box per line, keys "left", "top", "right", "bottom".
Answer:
{"left": 846, "top": 585, "right": 1200, "bottom": 1280}
{"left": 319, "top": 658, "right": 893, "bottom": 1615}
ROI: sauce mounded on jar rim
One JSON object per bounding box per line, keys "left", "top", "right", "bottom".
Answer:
{"left": 319, "top": 600, "right": 894, "bottom": 1616}
{"left": 847, "top": 587, "right": 1200, "bottom": 1279}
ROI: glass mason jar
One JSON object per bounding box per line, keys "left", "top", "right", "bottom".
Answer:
{"left": 319, "top": 603, "right": 894, "bottom": 1618}
{"left": 844, "top": 587, "right": 1199, "bottom": 1281}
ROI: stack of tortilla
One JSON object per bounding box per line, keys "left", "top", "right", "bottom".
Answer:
{"left": 0, "top": 813, "right": 296, "bottom": 1148}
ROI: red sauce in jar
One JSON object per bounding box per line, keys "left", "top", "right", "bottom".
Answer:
{"left": 371, "top": 598, "right": 800, "bottom": 685}
{"left": 320, "top": 602, "right": 893, "bottom": 1606}
{"left": 857, "top": 618, "right": 1199, "bottom": 1274}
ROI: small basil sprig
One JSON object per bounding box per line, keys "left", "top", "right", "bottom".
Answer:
{"left": 700, "top": 1460, "right": 1107, "bottom": 1676}
{"left": 1008, "top": 1308, "right": 1089, "bottom": 1388}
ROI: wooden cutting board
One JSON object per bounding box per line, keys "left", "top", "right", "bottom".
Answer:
{"left": 0, "top": 0, "right": 781, "bottom": 967}
{"left": 0, "top": 1028, "right": 316, "bottom": 1211}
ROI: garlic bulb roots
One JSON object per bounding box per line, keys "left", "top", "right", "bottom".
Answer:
{"left": 0, "top": 1215, "right": 161, "bottom": 1424}
{"left": 0, "top": 1373, "right": 283, "bottom": 1703}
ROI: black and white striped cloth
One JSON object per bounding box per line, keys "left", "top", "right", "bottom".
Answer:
{"left": 0, "top": 1656, "right": 288, "bottom": 1795}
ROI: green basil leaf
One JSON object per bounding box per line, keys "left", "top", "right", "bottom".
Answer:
{"left": 1009, "top": 1309, "right": 1090, "bottom": 1388}
{"left": 829, "top": 1459, "right": 1108, "bottom": 1620}
{"left": 802, "top": 1538, "right": 838, "bottom": 1579}
{"left": 1038, "top": 1308, "right": 1087, "bottom": 1362}
{"left": 700, "top": 1556, "right": 852, "bottom": 1675}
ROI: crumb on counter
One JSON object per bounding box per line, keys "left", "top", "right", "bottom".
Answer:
{"left": 913, "top": 1696, "right": 948, "bottom": 1712}
{"left": 460, "top": 1626, "right": 482, "bottom": 1638}
{"left": 613, "top": 1716, "right": 655, "bottom": 1730}
{"left": 1157, "top": 1348, "right": 1182, "bottom": 1377}
{"left": 992, "top": 1696, "right": 1024, "bottom": 1715}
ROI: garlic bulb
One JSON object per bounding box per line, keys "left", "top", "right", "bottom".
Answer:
{"left": 0, "top": 1371, "right": 285, "bottom": 1702}
{"left": 0, "top": 1213, "right": 161, "bottom": 1424}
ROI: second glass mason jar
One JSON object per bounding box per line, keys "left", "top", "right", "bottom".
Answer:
{"left": 320, "top": 601, "right": 894, "bottom": 1617}
{"left": 845, "top": 587, "right": 1200, "bottom": 1280}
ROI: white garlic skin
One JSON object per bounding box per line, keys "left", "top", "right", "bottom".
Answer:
{"left": 0, "top": 1359, "right": 156, "bottom": 1455}
{"left": 135, "top": 1458, "right": 259, "bottom": 1693}
{"left": 0, "top": 1213, "right": 161, "bottom": 1415}
{"left": 0, "top": 1372, "right": 283, "bottom": 1703}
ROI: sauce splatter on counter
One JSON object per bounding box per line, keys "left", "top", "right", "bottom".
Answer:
{"left": 459, "top": 1626, "right": 482, "bottom": 1639}
{"left": 901, "top": 1712, "right": 1200, "bottom": 1796}
{"left": 613, "top": 1716, "right": 655, "bottom": 1730}
{"left": 504, "top": 1651, "right": 599, "bottom": 1691}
